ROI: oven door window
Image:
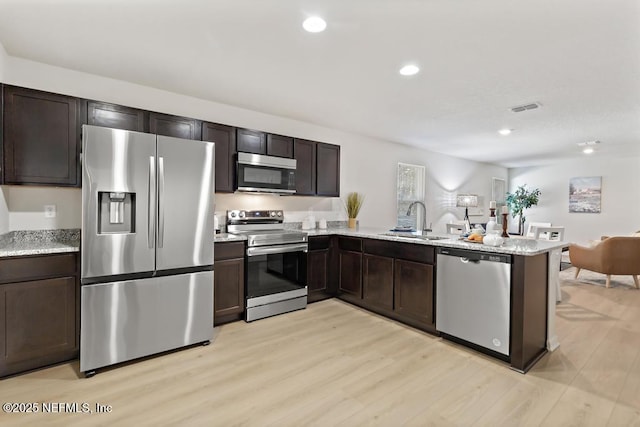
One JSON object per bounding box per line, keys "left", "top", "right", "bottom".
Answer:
{"left": 237, "top": 164, "right": 295, "bottom": 192}
{"left": 247, "top": 251, "right": 307, "bottom": 299}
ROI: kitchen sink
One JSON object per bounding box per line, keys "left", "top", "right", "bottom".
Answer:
{"left": 380, "top": 232, "right": 448, "bottom": 241}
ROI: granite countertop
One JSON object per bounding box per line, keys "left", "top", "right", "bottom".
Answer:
{"left": 305, "top": 227, "right": 567, "bottom": 256}
{"left": 214, "top": 233, "right": 247, "bottom": 243}
{"left": 0, "top": 229, "right": 80, "bottom": 258}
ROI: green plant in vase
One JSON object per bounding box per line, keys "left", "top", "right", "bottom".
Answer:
{"left": 345, "top": 192, "right": 364, "bottom": 229}
{"left": 505, "top": 185, "right": 541, "bottom": 235}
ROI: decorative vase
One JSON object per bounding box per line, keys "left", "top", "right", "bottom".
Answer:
{"left": 348, "top": 218, "right": 357, "bottom": 229}
{"left": 485, "top": 208, "right": 498, "bottom": 233}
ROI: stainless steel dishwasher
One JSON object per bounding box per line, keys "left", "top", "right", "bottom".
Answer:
{"left": 436, "top": 247, "right": 512, "bottom": 357}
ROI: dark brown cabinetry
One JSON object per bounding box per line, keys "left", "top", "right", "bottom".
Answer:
{"left": 293, "top": 139, "right": 316, "bottom": 195}
{"left": 337, "top": 237, "right": 435, "bottom": 333}
{"left": 293, "top": 139, "right": 340, "bottom": 197}
{"left": 214, "top": 241, "right": 246, "bottom": 325}
{"left": 236, "top": 128, "right": 266, "bottom": 154}
{"left": 86, "top": 101, "right": 147, "bottom": 132}
{"left": 266, "top": 134, "right": 293, "bottom": 158}
{"left": 3, "top": 85, "right": 81, "bottom": 186}
{"left": 149, "top": 112, "right": 201, "bottom": 140}
{"left": 394, "top": 259, "right": 434, "bottom": 326}
{"left": 316, "top": 142, "right": 340, "bottom": 196}
{"left": 338, "top": 237, "right": 363, "bottom": 301}
{"left": 307, "top": 236, "right": 337, "bottom": 303}
{"left": 202, "top": 122, "right": 236, "bottom": 193}
{"left": 0, "top": 253, "right": 79, "bottom": 378}
{"left": 363, "top": 254, "right": 394, "bottom": 311}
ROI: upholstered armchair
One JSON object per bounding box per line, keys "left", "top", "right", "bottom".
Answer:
{"left": 569, "top": 236, "right": 640, "bottom": 288}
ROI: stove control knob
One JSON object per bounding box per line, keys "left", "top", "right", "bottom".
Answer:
{"left": 270, "top": 211, "right": 276, "bottom": 217}
{"left": 230, "top": 212, "right": 236, "bottom": 218}
{"left": 239, "top": 211, "right": 246, "bottom": 218}
{"left": 277, "top": 211, "right": 282, "bottom": 217}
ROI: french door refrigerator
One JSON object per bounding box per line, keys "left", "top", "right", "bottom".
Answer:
{"left": 80, "top": 125, "right": 215, "bottom": 376}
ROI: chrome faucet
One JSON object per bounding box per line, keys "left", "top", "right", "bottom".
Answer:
{"left": 406, "top": 201, "right": 432, "bottom": 235}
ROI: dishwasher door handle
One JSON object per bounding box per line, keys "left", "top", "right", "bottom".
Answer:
{"left": 460, "top": 257, "right": 479, "bottom": 264}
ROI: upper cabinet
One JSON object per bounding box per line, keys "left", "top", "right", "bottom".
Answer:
{"left": 266, "top": 134, "right": 293, "bottom": 158}
{"left": 316, "top": 142, "right": 340, "bottom": 197}
{"left": 293, "top": 138, "right": 316, "bottom": 195}
{"left": 236, "top": 128, "right": 266, "bottom": 155}
{"left": 87, "top": 101, "right": 147, "bottom": 132}
{"left": 149, "top": 112, "right": 201, "bottom": 140}
{"left": 237, "top": 129, "right": 294, "bottom": 158}
{"left": 202, "top": 122, "right": 236, "bottom": 193}
{"left": 294, "top": 139, "right": 340, "bottom": 197}
{"left": 3, "top": 85, "right": 81, "bottom": 187}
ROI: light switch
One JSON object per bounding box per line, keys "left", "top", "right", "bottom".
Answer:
{"left": 44, "top": 205, "right": 57, "bottom": 218}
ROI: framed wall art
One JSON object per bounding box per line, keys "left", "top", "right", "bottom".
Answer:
{"left": 569, "top": 176, "right": 602, "bottom": 213}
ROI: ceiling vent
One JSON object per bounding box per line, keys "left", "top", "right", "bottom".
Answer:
{"left": 510, "top": 102, "right": 542, "bottom": 113}
{"left": 576, "top": 140, "right": 601, "bottom": 147}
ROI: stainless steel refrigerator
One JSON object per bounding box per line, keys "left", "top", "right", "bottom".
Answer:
{"left": 80, "top": 125, "right": 215, "bottom": 376}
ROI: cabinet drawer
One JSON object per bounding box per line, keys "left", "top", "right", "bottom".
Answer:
{"left": 364, "top": 239, "right": 434, "bottom": 264}
{"left": 309, "top": 236, "right": 330, "bottom": 251}
{"left": 0, "top": 254, "right": 77, "bottom": 284}
{"left": 338, "top": 237, "right": 362, "bottom": 252}
{"left": 214, "top": 242, "right": 245, "bottom": 261}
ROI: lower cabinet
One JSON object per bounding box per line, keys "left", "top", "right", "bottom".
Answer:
{"left": 338, "top": 237, "right": 436, "bottom": 333}
{"left": 338, "top": 237, "right": 363, "bottom": 301}
{"left": 307, "top": 236, "right": 337, "bottom": 303}
{"left": 0, "top": 253, "right": 79, "bottom": 378}
{"left": 214, "top": 241, "right": 245, "bottom": 325}
{"left": 394, "top": 259, "right": 434, "bottom": 326}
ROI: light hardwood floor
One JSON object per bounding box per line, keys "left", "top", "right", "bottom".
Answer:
{"left": 1, "top": 268, "right": 639, "bottom": 426}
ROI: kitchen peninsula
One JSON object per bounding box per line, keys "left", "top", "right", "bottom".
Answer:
{"left": 2, "top": 226, "right": 563, "bottom": 377}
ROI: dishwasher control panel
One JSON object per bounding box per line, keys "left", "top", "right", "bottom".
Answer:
{"left": 437, "top": 247, "right": 512, "bottom": 264}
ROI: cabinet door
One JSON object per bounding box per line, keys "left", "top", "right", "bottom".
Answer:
{"left": 339, "top": 250, "right": 362, "bottom": 297}
{"left": 308, "top": 249, "right": 328, "bottom": 293}
{"left": 214, "top": 258, "right": 245, "bottom": 325}
{"left": 87, "top": 101, "right": 147, "bottom": 132}
{"left": 316, "top": 142, "right": 340, "bottom": 196}
{"left": 266, "top": 134, "right": 293, "bottom": 158}
{"left": 0, "top": 277, "right": 77, "bottom": 377}
{"left": 394, "top": 259, "right": 434, "bottom": 326}
{"left": 363, "top": 254, "right": 394, "bottom": 311}
{"left": 3, "top": 86, "right": 80, "bottom": 186}
{"left": 149, "top": 112, "right": 201, "bottom": 140}
{"left": 202, "top": 122, "right": 236, "bottom": 193}
{"left": 293, "top": 138, "right": 316, "bottom": 195}
{"left": 236, "top": 128, "right": 266, "bottom": 154}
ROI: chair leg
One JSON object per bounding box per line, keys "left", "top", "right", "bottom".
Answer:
{"left": 606, "top": 275, "right": 611, "bottom": 288}
{"left": 632, "top": 275, "right": 639, "bottom": 289}
{"left": 574, "top": 268, "right": 581, "bottom": 279}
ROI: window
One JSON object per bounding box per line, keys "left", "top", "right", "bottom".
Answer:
{"left": 397, "top": 163, "right": 425, "bottom": 229}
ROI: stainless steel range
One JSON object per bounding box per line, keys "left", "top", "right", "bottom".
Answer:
{"left": 227, "top": 210, "right": 308, "bottom": 322}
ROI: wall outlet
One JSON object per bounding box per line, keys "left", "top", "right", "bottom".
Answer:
{"left": 44, "top": 204, "right": 57, "bottom": 218}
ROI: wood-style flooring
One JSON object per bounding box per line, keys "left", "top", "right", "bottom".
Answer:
{"left": 1, "top": 270, "right": 639, "bottom": 426}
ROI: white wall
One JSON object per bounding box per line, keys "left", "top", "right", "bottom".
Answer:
{"left": 1, "top": 55, "right": 507, "bottom": 232}
{"left": 0, "top": 41, "right": 9, "bottom": 233}
{"left": 508, "top": 155, "right": 640, "bottom": 243}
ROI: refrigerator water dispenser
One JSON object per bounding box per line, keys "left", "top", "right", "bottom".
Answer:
{"left": 98, "top": 192, "right": 135, "bottom": 233}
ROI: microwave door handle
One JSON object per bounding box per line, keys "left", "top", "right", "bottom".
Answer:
{"left": 158, "top": 157, "right": 165, "bottom": 248}
{"left": 148, "top": 156, "right": 156, "bottom": 249}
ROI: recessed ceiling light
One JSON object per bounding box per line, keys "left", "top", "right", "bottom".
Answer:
{"left": 583, "top": 148, "right": 594, "bottom": 154}
{"left": 498, "top": 129, "right": 512, "bottom": 136}
{"left": 302, "top": 16, "right": 326, "bottom": 33}
{"left": 399, "top": 65, "right": 420, "bottom": 76}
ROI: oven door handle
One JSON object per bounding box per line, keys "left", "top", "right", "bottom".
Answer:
{"left": 247, "top": 243, "right": 308, "bottom": 257}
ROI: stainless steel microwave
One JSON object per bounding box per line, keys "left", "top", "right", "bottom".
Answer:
{"left": 236, "top": 152, "right": 296, "bottom": 194}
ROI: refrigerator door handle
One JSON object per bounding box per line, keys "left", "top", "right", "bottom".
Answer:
{"left": 158, "top": 156, "right": 165, "bottom": 248}
{"left": 148, "top": 156, "right": 156, "bottom": 249}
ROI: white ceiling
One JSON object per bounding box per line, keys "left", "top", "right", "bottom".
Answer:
{"left": 0, "top": 0, "right": 639, "bottom": 167}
